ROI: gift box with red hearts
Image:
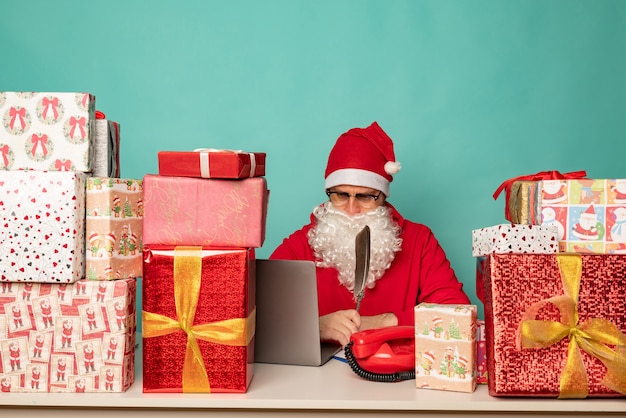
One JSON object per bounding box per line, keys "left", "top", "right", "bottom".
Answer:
{"left": 471, "top": 223, "right": 559, "bottom": 257}
{"left": 1, "top": 170, "right": 86, "bottom": 283}
{"left": 0, "top": 92, "right": 95, "bottom": 172}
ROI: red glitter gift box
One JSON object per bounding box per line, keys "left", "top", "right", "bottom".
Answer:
{"left": 158, "top": 149, "right": 266, "bottom": 179}
{"left": 482, "top": 253, "right": 626, "bottom": 398}
{"left": 141, "top": 246, "right": 255, "bottom": 393}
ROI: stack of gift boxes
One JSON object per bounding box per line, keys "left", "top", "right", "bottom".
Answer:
{"left": 0, "top": 92, "right": 142, "bottom": 393}
{"left": 140, "top": 149, "right": 267, "bottom": 393}
{"left": 472, "top": 171, "right": 626, "bottom": 398}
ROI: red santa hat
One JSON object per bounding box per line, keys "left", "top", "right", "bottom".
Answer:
{"left": 324, "top": 121, "right": 401, "bottom": 197}
{"left": 88, "top": 231, "right": 99, "bottom": 244}
{"left": 457, "top": 356, "right": 468, "bottom": 368}
{"left": 422, "top": 351, "right": 436, "bottom": 363}
{"left": 432, "top": 316, "right": 443, "bottom": 326}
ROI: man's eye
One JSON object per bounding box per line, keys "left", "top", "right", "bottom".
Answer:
{"left": 338, "top": 192, "right": 350, "bottom": 199}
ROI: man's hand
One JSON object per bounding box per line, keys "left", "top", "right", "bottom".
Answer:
{"left": 319, "top": 311, "right": 398, "bottom": 347}
{"left": 359, "top": 312, "right": 398, "bottom": 331}
{"left": 319, "top": 310, "right": 360, "bottom": 347}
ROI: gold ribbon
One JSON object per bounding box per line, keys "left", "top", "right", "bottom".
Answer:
{"left": 142, "top": 246, "right": 255, "bottom": 392}
{"left": 517, "top": 253, "right": 626, "bottom": 398}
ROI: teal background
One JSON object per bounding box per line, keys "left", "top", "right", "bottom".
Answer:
{"left": 3, "top": 0, "right": 626, "bottom": 320}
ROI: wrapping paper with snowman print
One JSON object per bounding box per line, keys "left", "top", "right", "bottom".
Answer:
{"left": 0, "top": 171, "right": 86, "bottom": 283}
{"left": 471, "top": 223, "right": 559, "bottom": 257}
{"left": 414, "top": 303, "right": 477, "bottom": 393}
{"left": 86, "top": 178, "right": 143, "bottom": 281}
{"left": 0, "top": 92, "right": 95, "bottom": 172}
{"left": 0, "top": 278, "right": 136, "bottom": 392}
{"left": 506, "top": 179, "right": 626, "bottom": 254}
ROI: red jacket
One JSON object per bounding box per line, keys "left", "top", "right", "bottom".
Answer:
{"left": 270, "top": 203, "right": 470, "bottom": 326}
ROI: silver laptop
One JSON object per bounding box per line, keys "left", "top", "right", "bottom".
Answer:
{"left": 254, "top": 259, "right": 341, "bottom": 366}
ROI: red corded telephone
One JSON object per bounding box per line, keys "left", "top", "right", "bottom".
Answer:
{"left": 344, "top": 325, "right": 416, "bottom": 382}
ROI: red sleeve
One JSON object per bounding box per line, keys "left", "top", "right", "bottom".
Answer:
{"left": 269, "top": 224, "right": 316, "bottom": 261}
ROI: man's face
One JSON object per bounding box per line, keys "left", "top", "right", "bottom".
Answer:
{"left": 325, "top": 185, "right": 385, "bottom": 216}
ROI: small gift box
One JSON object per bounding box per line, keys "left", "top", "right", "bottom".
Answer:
{"left": 158, "top": 149, "right": 266, "bottom": 179}
{"left": 476, "top": 320, "right": 488, "bottom": 384}
{"left": 0, "top": 278, "right": 136, "bottom": 392}
{"left": 471, "top": 223, "right": 559, "bottom": 257}
{"left": 0, "top": 92, "right": 95, "bottom": 172}
{"left": 482, "top": 253, "right": 626, "bottom": 398}
{"left": 414, "top": 303, "right": 477, "bottom": 393}
{"left": 0, "top": 170, "right": 86, "bottom": 283}
{"left": 85, "top": 178, "right": 143, "bottom": 280}
{"left": 142, "top": 174, "right": 269, "bottom": 248}
{"left": 141, "top": 246, "right": 255, "bottom": 393}
{"left": 91, "top": 111, "right": 120, "bottom": 178}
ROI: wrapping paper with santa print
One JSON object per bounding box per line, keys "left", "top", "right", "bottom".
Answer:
{"left": 86, "top": 178, "right": 143, "bottom": 281}
{"left": 141, "top": 246, "right": 255, "bottom": 393}
{"left": 414, "top": 303, "right": 477, "bottom": 393}
{"left": 142, "top": 174, "right": 269, "bottom": 248}
{"left": 158, "top": 150, "right": 266, "bottom": 179}
{"left": 0, "top": 92, "right": 95, "bottom": 172}
{"left": 0, "top": 170, "right": 86, "bottom": 283}
{"left": 92, "top": 118, "right": 120, "bottom": 178}
{"left": 0, "top": 278, "right": 136, "bottom": 393}
{"left": 471, "top": 223, "right": 560, "bottom": 257}
{"left": 482, "top": 253, "right": 626, "bottom": 397}
{"left": 509, "top": 179, "right": 626, "bottom": 254}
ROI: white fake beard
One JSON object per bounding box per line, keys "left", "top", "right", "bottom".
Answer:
{"left": 307, "top": 202, "right": 402, "bottom": 291}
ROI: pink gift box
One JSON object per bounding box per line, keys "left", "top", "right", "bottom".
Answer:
{"left": 142, "top": 174, "right": 269, "bottom": 247}
{"left": 86, "top": 178, "right": 143, "bottom": 280}
{"left": 158, "top": 149, "right": 265, "bottom": 179}
{"left": 0, "top": 92, "right": 95, "bottom": 172}
{"left": 0, "top": 170, "right": 86, "bottom": 283}
{"left": 0, "top": 278, "right": 136, "bottom": 392}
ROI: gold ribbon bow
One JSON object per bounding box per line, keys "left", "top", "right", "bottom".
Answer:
{"left": 142, "top": 246, "right": 255, "bottom": 392}
{"left": 517, "top": 253, "right": 626, "bottom": 398}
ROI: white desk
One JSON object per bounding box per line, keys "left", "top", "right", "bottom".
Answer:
{"left": 1, "top": 344, "right": 624, "bottom": 417}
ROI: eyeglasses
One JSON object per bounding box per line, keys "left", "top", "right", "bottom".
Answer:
{"left": 326, "top": 189, "right": 383, "bottom": 207}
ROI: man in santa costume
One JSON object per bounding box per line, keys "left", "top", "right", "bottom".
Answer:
{"left": 270, "top": 121, "right": 469, "bottom": 347}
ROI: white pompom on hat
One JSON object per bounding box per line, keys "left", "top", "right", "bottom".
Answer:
{"left": 324, "top": 121, "right": 401, "bottom": 197}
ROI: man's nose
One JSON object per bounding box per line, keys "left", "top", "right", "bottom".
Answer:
{"left": 343, "top": 197, "right": 362, "bottom": 215}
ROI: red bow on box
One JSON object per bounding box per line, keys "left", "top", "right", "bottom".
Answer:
{"left": 493, "top": 170, "right": 587, "bottom": 223}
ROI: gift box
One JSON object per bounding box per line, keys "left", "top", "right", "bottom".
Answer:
{"left": 142, "top": 174, "right": 269, "bottom": 248}
{"left": 0, "top": 278, "right": 136, "bottom": 392}
{"left": 0, "top": 92, "right": 95, "bottom": 172}
{"left": 476, "top": 320, "right": 487, "bottom": 384}
{"left": 158, "top": 149, "right": 265, "bottom": 179}
{"left": 482, "top": 253, "right": 626, "bottom": 398}
{"left": 91, "top": 111, "right": 120, "bottom": 178}
{"left": 0, "top": 170, "right": 86, "bottom": 283}
{"left": 86, "top": 178, "right": 143, "bottom": 280}
{"left": 414, "top": 303, "right": 477, "bottom": 393}
{"left": 495, "top": 173, "right": 626, "bottom": 254}
{"left": 471, "top": 223, "right": 559, "bottom": 257}
{"left": 141, "top": 246, "right": 255, "bottom": 393}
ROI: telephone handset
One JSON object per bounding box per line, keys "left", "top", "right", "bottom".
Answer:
{"left": 344, "top": 325, "right": 416, "bottom": 382}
